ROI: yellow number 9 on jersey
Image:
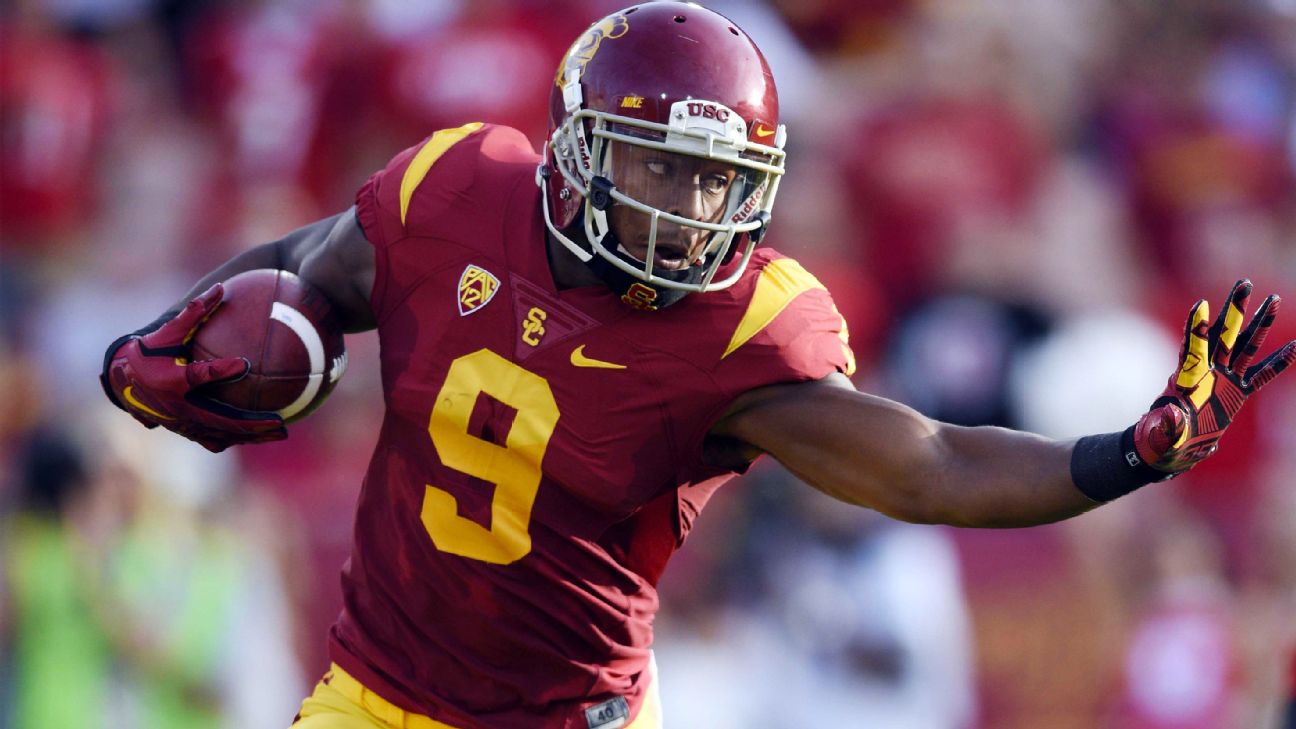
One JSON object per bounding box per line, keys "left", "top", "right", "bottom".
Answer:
{"left": 422, "top": 349, "right": 559, "bottom": 564}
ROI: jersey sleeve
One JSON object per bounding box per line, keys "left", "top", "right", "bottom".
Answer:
{"left": 713, "top": 253, "right": 855, "bottom": 393}
{"left": 678, "top": 253, "right": 856, "bottom": 480}
{"left": 353, "top": 122, "right": 536, "bottom": 323}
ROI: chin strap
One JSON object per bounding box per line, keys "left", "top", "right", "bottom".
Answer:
{"left": 585, "top": 238, "right": 703, "bottom": 311}
{"left": 541, "top": 166, "right": 703, "bottom": 311}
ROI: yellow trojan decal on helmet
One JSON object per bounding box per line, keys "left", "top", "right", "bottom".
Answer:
{"left": 555, "top": 13, "right": 630, "bottom": 88}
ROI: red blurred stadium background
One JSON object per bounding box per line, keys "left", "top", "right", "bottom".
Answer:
{"left": 3, "top": 1, "right": 1296, "bottom": 727}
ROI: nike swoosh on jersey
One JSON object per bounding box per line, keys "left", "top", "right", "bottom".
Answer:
{"left": 570, "top": 345, "right": 627, "bottom": 370}
{"left": 122, "top": 385, "right": 174, "bottom": 420}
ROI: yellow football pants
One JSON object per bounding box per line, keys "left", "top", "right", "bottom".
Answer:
{"left": 292, "top": 662, "right": 662, "bottom": 729}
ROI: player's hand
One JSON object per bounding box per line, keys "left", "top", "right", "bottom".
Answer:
{"left": 1132, "top": 279, "right": 1296, "bottom": 475}
{"left": 100, "top": 284, "right": 287, "bottom": 453}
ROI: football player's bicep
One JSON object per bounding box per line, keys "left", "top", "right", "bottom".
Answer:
{"left": 711, "top": 374, "right": 949, "bottom": 520}
{"left": 298, "top": 207, "right": 377, "bottom": 332}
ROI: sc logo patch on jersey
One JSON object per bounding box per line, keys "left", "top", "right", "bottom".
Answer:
{"left": 458, "top": 264, "right": 500, "bottom": 315}
{"left": 521, "top": 307, "right": 547, "bottom": 346}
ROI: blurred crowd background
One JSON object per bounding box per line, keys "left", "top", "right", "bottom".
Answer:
{"left": 3, "top": 0, "right": 1296, "bottom": 727}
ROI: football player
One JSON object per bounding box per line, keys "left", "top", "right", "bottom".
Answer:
{"left": 99, "top": 3, "right": 1296, "bottom": 728}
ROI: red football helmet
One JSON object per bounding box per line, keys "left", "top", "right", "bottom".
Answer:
{"left": 539, "top": 1, "right": 786, "bottom": 308}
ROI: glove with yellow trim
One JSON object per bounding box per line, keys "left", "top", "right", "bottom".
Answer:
{"left": 1132, "top": 279, "right": 1296, "bottom": 475}
{"left": 100, "top": 284, "right": 287, "bottom": 453}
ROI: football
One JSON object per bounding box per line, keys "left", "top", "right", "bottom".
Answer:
{"left": 190, "top": 269, "right": 347, "bottom": 422}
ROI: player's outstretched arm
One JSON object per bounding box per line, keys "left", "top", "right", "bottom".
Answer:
{"left": 709, "top": 280, "right": 1296, "bottom": 528}
{"left": 99, "top": 208, "right": 376, "bottom": 451}
{"left": 710, "top": 375, "right": 1090, "bottom": 527}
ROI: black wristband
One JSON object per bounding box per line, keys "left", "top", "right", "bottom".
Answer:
{"left": 1069, "top": 426, "right": 1173, "bottom": 503}
{"left": 98, "top": 309, "right": 181, "bottom": 412}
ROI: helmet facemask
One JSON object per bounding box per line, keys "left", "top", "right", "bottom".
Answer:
{"left": 543, "top": 93, "right": 785, "bottom": 308}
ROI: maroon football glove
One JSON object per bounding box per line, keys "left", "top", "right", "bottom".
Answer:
{"left": 1132, "top": 279, "right": 1296, "bottom": 475}
{"left": 101, "top": 284, "right": 286, "bottom": 453}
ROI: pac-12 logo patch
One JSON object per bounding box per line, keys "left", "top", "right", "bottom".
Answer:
{"left": 458, "top": 264, "right": 500, "bottom": 315}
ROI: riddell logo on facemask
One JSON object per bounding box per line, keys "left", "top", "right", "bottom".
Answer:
{"left": 729, "top": 184, "right": 766, "bottom": 224}
{"left": 687, "top": 102, "right": 730, "bottom": 123}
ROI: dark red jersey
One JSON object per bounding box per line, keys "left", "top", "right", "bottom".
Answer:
{"left": 332, "top": 123, "right": 853, "bottom": 728}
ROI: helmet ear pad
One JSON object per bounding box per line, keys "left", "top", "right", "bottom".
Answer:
{"left": 723, "top": 210, "right": 772, "bottom": 264}
{"left": 542, "top": 149, "right": 582, "bottom": 231}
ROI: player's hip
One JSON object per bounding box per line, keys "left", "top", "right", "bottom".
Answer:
{"left": 292, "top": 659, "right": 662, "bottom": 729}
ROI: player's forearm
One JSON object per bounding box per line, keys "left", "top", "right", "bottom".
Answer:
{"left": 918, "top": 424, "right": 1098, "bottom": 527}
{"left": 732, "top": 384, "right": 1100, "bottom": 528}
{"left": 776, "top": 418, "right": 1096, "bottom": 528}
{"left": 158, "top": 242, "right": 282, "bottom": 317}
{"left": 161, "top": 213, "right": 344, "bottom": 316}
